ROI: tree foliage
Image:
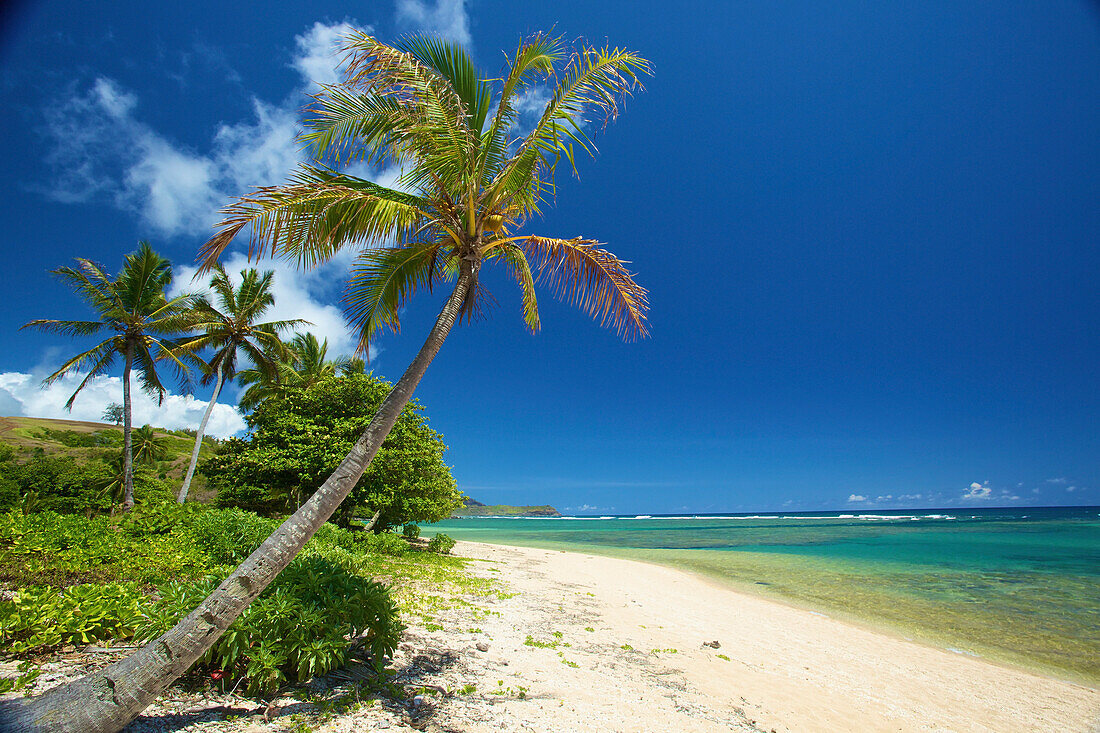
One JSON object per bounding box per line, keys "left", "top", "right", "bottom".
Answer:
{"left": 203, "top": 373, "right": 461, "bottom": 531}
{"left": 0, "top": 454, "right": 172, "bottom": 518}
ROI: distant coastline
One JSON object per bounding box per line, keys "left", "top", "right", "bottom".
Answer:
{"left": 451, "top": 497, "right": 561, "bottom": 517}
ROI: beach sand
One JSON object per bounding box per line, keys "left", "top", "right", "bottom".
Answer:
{"left": 387, "top": 540, "right": 1099, "bottom": 733}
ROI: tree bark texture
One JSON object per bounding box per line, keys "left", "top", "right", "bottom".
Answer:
{"left": 177, "top": 363, "right": 224, "bottom": 504}
{"left": 0, "top": 270, "right": 473, "bottom": 733}
{"left": 121, "top": 341, "right": 135, "bottom": 511}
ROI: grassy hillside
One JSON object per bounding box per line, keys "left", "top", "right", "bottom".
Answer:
{"left": 0, "top": 415, "right": 220, "bottom": 503}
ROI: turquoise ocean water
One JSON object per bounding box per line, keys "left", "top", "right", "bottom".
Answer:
{"left": 425, "top": 506, "right": 1100, "bottom": 684}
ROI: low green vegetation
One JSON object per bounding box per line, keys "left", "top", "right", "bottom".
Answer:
{"left": 0, "top": 504, "right": 479, "bottom": 695}
{"left": 0, "top": 417, "right": 219, "bottom": 513}
{"left": 426, "top": 533, "right": 456, "bottom": 555}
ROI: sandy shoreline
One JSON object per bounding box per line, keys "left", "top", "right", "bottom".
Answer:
{"left": 421, "top": 540, "right": 1099, "bottom": 733}
{"left": 7, "top": 539, "right": 1098, "bottom": 732}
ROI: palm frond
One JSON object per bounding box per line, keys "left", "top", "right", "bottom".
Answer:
{"left": 478, "top": 33, "right": 562, "bottom": 187}
{"left": 199, "top": 166, "right": 428, "bottom": 271}
{"left": 394, "top": 34, "right": 493, "bottom": 136}
{"left": 52, "top": 341, "right": 120, "bottom": 410}
{"left": 487, "top": 45, "right": 651, "bottom": 214}
{"left": 487, "top": 243, "right": 541, "bottom": 333}
{"left": 522, "top": 236, "right": 649, "bottom": 340}
{"left": 21, "top": 319, "right": 106, "bottom": 338}
{"left": 343, "top": 241, "right": 446, "bottom": 352}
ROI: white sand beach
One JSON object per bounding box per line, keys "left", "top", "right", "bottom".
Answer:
{"left": 11, "top": 540, "right": 1098, "bottom": 732}
{"left": 385, "top": 541, "right": 1100, "bottom": 733}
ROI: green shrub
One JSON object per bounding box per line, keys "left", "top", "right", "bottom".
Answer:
{"left": 401, "top": 523, "right": 420, "bottom": 539}
{"left": 0, "top": 582, "right": 146, "bottom": 654}
{"left": 32, "top": 428, "right": 122, "bottom": 449}
{"left": 0, "top": 506, "right": 414, "bottom": 695}
{"left": 184, "top": 508, "right": 278, "bottom": 565}
{"left": 137, "top": 557, "right": 403, "bottom": 694}
{"left": 0, "top": 510, "right": 209, "bottom": 587}
{"left": 309, "top": 522, "right": 362, "bottom": 553}
{"left": 427, "top": 533, "right": 456, "bottom": 555}
{"left": 354, "top": 532, "right": 408, "bottom": 556}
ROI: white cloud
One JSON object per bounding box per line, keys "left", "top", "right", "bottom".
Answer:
{"left": 41, "top": 20, "right": 368, "bottom": 238}
{"left": 396, "top": 0, "right": 470, "bottom": 45}
{"left": 564, "top": 504, "right": 615, "bottom": 514}
{"left": 898, "top": 493, "right": 923, "bottom": 501}
{"left": 0, "top": 372, "right": 245, "bottom": 439}
{"left": 92, "top": 77, "right": 137, "bottom": 119}
{"left": 1046, "top": 477, "right": 1068, "bottom": 484}
{"left": 122, "top": 136, "right": 221, "bottom": 234}
{"left": 212, "top": 99, "right": 302, "bottom": 193}
{"left": 292, "top": 21, "right": 363, "bottom": 90}
{"left": 1066, "top": 485, "right": 1078, "bottom": 492}
{"left": 962, "top": 482, "right": 992, "bottom": 500}
{"left": 847, "top": 494, "right": 867, "bottom": 502}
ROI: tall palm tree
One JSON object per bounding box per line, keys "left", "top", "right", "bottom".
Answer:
{"left": 21, "top": 242, "right": 196, "bottom": 511}
{"left": 236, "top": 331, "right": 336, "bottom": 411}
{"left": 4, "top": 32, "right": 649, "bottom": 731}
{"left": 176, "top": 266, "right": 303, "bottom": 503}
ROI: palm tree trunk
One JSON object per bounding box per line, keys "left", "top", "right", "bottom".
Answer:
{"left": 177, "top": 363, "right": 224, "bottom": 504}
{"left": 121, "top": 341, "right": 135, "bottom": 511}
{"left": 0, "top": 268, "right": 473, "bottom": 733}
{"left": 361, "top": 507, "right": 383, "bottom": 532}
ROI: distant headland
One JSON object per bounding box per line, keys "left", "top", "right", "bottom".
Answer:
{"left": 451, "top": 496, "right": 561, "bottom": 517}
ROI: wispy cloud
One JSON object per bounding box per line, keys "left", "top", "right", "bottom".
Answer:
{"left": 0, "top": 372, "right": 245, "bottom": 438}
{"left": 291, "top": 21, "right": 363, "bottom": 90}
{"left": 395, "top": 0, "right": 470, "bottom": 45}
{"left": 40, "top": 21, "right": 371, "bottom": 239}
{"left": 564, "top": 504, "right": 616, "bottom": 514}
{"left": 43, "top": 76, "right": 298, "bottom": 237}
{"left": 847, "top": 494, "right": 867, "bottom": 502}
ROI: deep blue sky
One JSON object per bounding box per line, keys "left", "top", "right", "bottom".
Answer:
{"left": 1, "top": 1, "right": 1097, "bottom": 513}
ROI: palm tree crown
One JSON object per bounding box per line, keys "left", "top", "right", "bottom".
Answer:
{"left": 236, "top": 331, "right": 339, "bottom": 411}
{"left": 22, "top": 242, "right": 196, "bottom": 509}
{"left": 199, "top": 32, "right": 651, "bottom": 350}
{"left": 186, "top": 266, "right": 303, "bottom": 383}
{"left": 175, "top": 265, "right": 304, "bottom": 502}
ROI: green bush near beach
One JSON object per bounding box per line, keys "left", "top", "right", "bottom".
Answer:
{"left": 0, "top": 506, "right": 448, "bottom": 693}
{"left": 203, "top": 374, "right": 462, "bottom": 531}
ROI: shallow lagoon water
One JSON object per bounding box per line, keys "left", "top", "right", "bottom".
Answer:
{"left": 425, "top": 507, "right": 1100, "bottom": 684}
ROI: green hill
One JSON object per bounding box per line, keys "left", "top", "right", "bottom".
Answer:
{"left": 0, "top": 415, "right": 219, "bottom": 503}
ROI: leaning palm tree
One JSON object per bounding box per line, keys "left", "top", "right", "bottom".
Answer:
{"left": 3, "top": 32, "right": 649, "bottom": 731}
{"left": 21, "top": 242, "right": 196, "bottom": 511}
{"left": 176, "top": 266, "right": 303, "bottom": 503}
